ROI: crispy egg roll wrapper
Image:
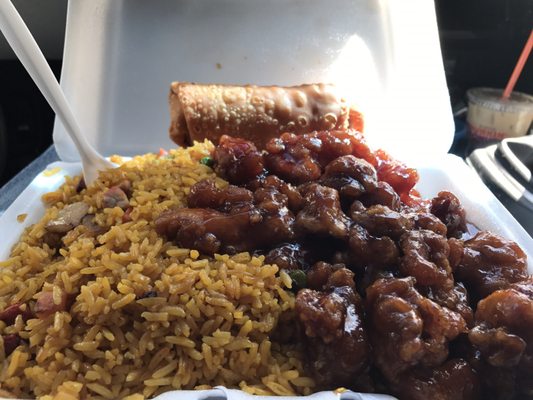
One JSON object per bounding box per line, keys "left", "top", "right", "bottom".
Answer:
{"left": 169, "top": 82, "right": 354, "bottom": 149}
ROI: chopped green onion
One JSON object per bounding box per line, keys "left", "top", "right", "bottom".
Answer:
{"left": 200, "top": 157, "right": 214, "bottom": 167}
{"left": 286, "top": 269, "right": 307, "bottom": 291}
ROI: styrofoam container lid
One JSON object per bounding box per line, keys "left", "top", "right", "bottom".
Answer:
{"left": 53, "top": 0, "right": 454, "bottom": 162}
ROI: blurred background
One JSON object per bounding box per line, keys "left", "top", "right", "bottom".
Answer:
{"left": 0, "top": 0, "right": 531, "bottom": 186}
{"left": 0, "top": 0, "right": 65, "bottom": 185}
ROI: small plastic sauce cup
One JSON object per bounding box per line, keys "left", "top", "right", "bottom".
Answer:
{"left": 466, "top": 88, "right": 533, "bottom": 143}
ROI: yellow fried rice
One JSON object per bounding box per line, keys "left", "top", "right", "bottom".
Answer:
{"left": 0, "top": 141, "right": 314, "bottom": 399}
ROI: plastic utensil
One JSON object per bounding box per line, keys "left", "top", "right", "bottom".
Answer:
{"left": 502, "top": 29, "right": 533, "bottom": 100}
{"left": 0, "top": 0, "right": 114, "bottom": 184}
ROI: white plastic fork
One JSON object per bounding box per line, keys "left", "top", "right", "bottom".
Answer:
{"left": 0, "top": 0, "right": 115, "bottom": 184}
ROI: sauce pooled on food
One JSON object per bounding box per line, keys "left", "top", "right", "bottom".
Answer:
{"left": 155, "top": 129, "right": 532, "bottom": 400}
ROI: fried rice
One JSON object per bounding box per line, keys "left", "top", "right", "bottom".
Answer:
{"left": 0, "top": 141, "right": 314, "bottom": 399}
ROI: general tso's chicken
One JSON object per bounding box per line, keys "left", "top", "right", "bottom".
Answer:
{"left": 359, "top": 181, "right": 401, "bottom": 211}
{"left": 366, "top": 277, "right": 467, "bottom": 383}
{"left": 155, "top": 128, "right": 531, "bottom": 398}
{"left": 430, "top": 191, "right": 467, "bottom": 239}
{"left": 265, "top": 243, "right": 310, "bottom": 272}
{"left": 474, "top": 361, "right": 518, "bottom": 400}
{"left": 295, "top": 264, "right": 369, "bottom": 389}
{"left": 319, "top": 155, "right": 378, "bottom": 201}
{"left": 399, "top": 229, "right": 452, "bottom": 288}
{"left": 247, "top": 174, "right": 304, "bottom": 212}
{"left": 393, "top": 358, "right": 480, "bottom": 400}
{"left": 420, "top": 282, "right": 474, "bottom": 328}
{"left": 295, "top": 183, "right": 351, "bottom": 239}
{"left": 187, "top": 179, "right": 253, "bottom": 211}
{"left": 409, "top": 211, "right": 448, "bottom": 237}
{"left": 348, "top": 223, "right": 400, "bottom": 268}
{"left": 374, "top": 149, "right": 419, "bottom": 199}
{"left": 155, "top": 180, "right": 295, "bottom": 254}
{"left": 264, "top": 130, "right": 376, "bottom": 184}
{"left": 305, "top": 261, "right": 354, "bottom": 290}
{"left": 213, "top": 135, "right": 265, "bottom": 184}
{"left": 454, "top": 231, "right": 528, "bottom": 299}
{"left": 351, "top": 204, "right": 414, "bottom": 240}
{"left": 469, "top": 278, "right": 533, "bottom": 398}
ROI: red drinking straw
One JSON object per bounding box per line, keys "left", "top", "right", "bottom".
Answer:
{"left": 502, "top": 29, "right": 533, "bottom": 100}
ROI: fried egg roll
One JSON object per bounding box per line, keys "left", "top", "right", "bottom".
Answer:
{"left": 169, "top": 82, "right": 358, "bottom": 149}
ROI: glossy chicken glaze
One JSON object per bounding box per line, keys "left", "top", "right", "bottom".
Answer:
{"left": 154, "top": 130, "right": 532, "bottom": 400}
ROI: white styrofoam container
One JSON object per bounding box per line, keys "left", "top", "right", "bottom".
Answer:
{"left": 1, "top": 0, "right": 532, "bottom": 399}
{"left": 53, "top": 0, "right": 455, "bottom": 162}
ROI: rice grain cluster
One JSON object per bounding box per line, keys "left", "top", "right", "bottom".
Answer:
{"left": 0, "top": 142, "right": 313, "bottom": 399}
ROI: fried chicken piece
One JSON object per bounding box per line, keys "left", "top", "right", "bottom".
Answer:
{"left": 351, "top": 204, "right": 414, "bottom": 240}
{"left": 156, "top": 180, "right": 295, "bottom": 254}
{"left": 247, "top": 175, "right": 304, "bottom": 211}
{"left": 393, "top": 358, "right": 480, "bottom": 400}
{"left": 374, "top": 149, "right": 419, "bottom": 198}
{"left": 213, "top": 135, "right": 265, "bottom": 184}
{"left": 421, "top": 282, "right": 474, "bottom": 327}
{"left": 319, "top": 155, "right": 378, "bottom": 200}
{"left": 431, "top": 191, "right": 467, "bottom": 238}
{"left": 399, "top": 230, "right": 452, "bottom": 287}
{"left": 448, "top": 237, "right": 464, "bottom": 269}
{"left": 306, "top": 261, "right": 353, "bottom": 290}
{"left": 264, "top": 130, "right": 376, "bottom": 184}
{"left": 187, "top": 179, "right": 253, "bottom": 210}
{"left": 469, "top": 279, "right": 533, "bottom": 368}
{"left": 295, "top": 264, "right": 369, "bottom": 388}
{"left": 409, "top": 211, "right": 448, "bottom": 236}
{"left": 454, "top": 231, "right": 528, "bottom": 298}
{"left": 359, "top": 181, "right": 401, "bottom": 211}
{"left": 469, "top": 278, "right": 533, "bottom": 398}
{"left": 348, "top": 223, "right": 400, "bottom": 268}
{"left": 295, "top": 183, "right": 351, "bottom": 239}
{"left": 366, "top": 277, "right": 467, "bottom": 382}
{"left": 265, "top": 243, "right": 310, "bottom": 271}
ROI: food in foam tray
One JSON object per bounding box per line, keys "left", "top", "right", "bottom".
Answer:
{"left": 0, "top": 83, "right": 532, "bottom": 400}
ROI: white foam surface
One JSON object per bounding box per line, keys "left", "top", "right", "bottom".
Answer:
{"left": 53, "top": 0, "right": 453, "bottom": 162}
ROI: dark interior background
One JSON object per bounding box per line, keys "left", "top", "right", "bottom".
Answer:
{"left": 0, "top": 0, "right": 531, "bottom": 186}
{"left": 436, "top": 0, "right": 533, "bottom": 109}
